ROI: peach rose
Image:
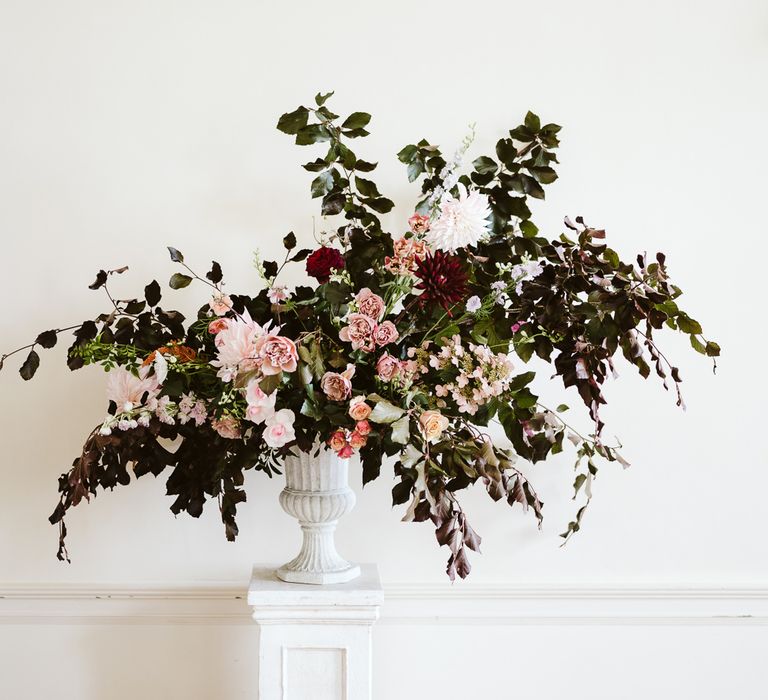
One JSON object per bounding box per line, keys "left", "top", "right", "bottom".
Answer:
{"left": 374, "top": 321, "right": 399, "bottom": 347}
{"left": 356, "top": 288, "right": 386, "bottom": 320}
{"left": 339, "top": 313, "right": 377, "bottom": 351}
{"left": 355, "top": 419, "right": 371, "bottom": 436}
{"left": 348, "top": 396, "right": 372, "bottom": 421}
{"left": 376, "top": 353, "right": 401, "bottom": 381}
{"left": 419, "top": 410, "right": 449, "bottom": 443}
{"left": 255, "top": 334, "right": 298, "bottom": 375}
{"left": 320, "top": 365, "right": 355, "bottom": 401}
{"left": 349, "top": 430, "right": 367, "bottom": 449}
{"left": 328, "top": 430, "right": 348, "bottom": 452}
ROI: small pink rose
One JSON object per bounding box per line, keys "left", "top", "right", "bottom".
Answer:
{"left": 355, "top": 419, "right": 371, "bottom": 436}
{"left": 255, "top": 334, "right": 298, "bottom": 375}
{"left": 356, "top": 288, "right": 386, "bottom": 320}
{"left": 208, "top": 318, "right": 229, "bottom": 335}
{"left": 376, "top": 353, "right": 401, "bottom": 381}
{"left": 321, "top": 365, "right": 355, "bottom": 402}
{"left": 349, "top": 430, "right": 367, "bottom": 449}
{"left": 245, "top": 380, "right": 276, "bottom": 425}
{"left": 339, "top": 313, "right": 377, "bottom": 352}
{"left": 374, "top": 320, "right": 399, "bottom": 346}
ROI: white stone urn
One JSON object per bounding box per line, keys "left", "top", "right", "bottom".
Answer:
{"left": 276, "top": 444, "right": 361, "bottom": 585}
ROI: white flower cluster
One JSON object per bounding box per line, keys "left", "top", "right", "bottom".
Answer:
{"left": 428, "top": 335, "right": 516, "bottom": 415}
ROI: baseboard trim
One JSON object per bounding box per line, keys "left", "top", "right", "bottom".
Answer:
{"left": 1, "top": 583, "right": 766, "bottom": 625}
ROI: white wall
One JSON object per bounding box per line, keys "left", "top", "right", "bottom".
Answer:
{"left": 0, "top": 0, "right": 766, "bottom": 697}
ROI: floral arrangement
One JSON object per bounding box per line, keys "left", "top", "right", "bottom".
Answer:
{"left": 1, "top": 92, "right": 718, "bottom": 579}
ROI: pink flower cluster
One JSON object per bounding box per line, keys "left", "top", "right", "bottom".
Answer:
{"left": 384, "top": 236, "right": 427, "bottom": 276}
{"left": 209, "top": 310, "right": 298, "bottom": 382}
{"left": 327, "top": 397, "right": 373, "bottom": 457}
{"left": 412, "top": 336, "right": 516, "bottom": 415}
{"left": 339, "top": 289, "right": 398, "bottom": 352}
{"left": 243, "top": 381, "right": 296, "bottom": 448}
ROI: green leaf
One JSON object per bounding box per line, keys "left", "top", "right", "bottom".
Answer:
{"left": 295, "top": 124, "right": 331, "bottom": 145}
{"left": 302, "top": 158, "right": 328, "bottom": 172}
{"left": 524, "top": 111, "right": 541, "bottom": 132}
{"left": 364, "top": 197, "right": 394, "bottom": 214}
{"left": 390, "top": 416, "right": 410, "bottom": 444}
{"left": 520, "top": 220, "right": 538, "bottom": 238}
{"left": 705, "top": 340, "right": 721, "bottom": 357}
{"left": 169, "top": 273, "right": 193, "bottom": 289}
{"left": 508, "top": 371, "right": 536, "bottom": 392}
{"left": 167, "top": 247, "right": 184, "bottom": 263}
{"left": 406, "top": 160, "right": 424, "bottom": 182}
{"left": 276, "top": 106, "right": 309, "bottom": 135}
{"left": 259, "top": 372, "right": 281, "bottom": 395}
{"left": 341, "top": 112, "right": 371, "bottom": 130}
{"left": 369, "top": 400, "right": 406, "bottom": 424}
{"left": 397, "top": 144, "right": 418, "bottom": 163}
{"left": 556, "top": 404, "right": 569, "bottom": 412}
{"left": 321, "top": 191, "right": 346, "bottom": 215}
{"left": 283, "top": 232, "right": 297, "bottom": 250}
{"left": 19, "top": 350, "right": 40, "bottom": 380}
{"left": 677, "top": 315, "right": 703, "bottom": 335}
{"left": 144, "top": 280, "right": 161, "bottom": 306}
{"left": 355, "top": 176, "right": 380, "bottom": 198}
{"left": 311, "top": 171, "right": 334, "bottom": 198}
{"left": 473, "top": 156, "right": 498, "bottom": 175}
{"left": 315, "top": 91, "right": 334, "bottom": 106}
{"left": 35, "top": 330, "right": 58, "bottom": 349}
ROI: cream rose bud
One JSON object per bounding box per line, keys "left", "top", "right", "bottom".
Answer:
{"left": 255, "top": 334, "right": 298, "bottom": 375}
{"left": 355, "top": 288, "right": 386, "bottom": 320}
{"left": 348, "top": 396, "right": 372, "bottom": 421}
{"left": 263, "top": 409, "right": 296, "bottom": 448}
{"left": 376, "top": 352, "right": 401, "bottom": 381}
{"left": 321, "top": 367, "right": 354, "bottom": 401}
{"left": 419, "top": 410, "right": 450, "bottom": 443}
{"left": 374, "top": 320, "right": 399, "bottom": 346}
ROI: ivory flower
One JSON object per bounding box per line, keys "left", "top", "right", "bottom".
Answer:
{"left": 263, "top": 409, "right": 296, "bottom": 448}
{"left": 426, "top": 184, "right": 492, "bottom": 252}
{"left": 245, "top": 381, "right": 277, "bottom": 424}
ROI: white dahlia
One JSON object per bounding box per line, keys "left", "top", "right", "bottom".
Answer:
{"left": 426, "top": 183, "right": 492, "bottom": 253}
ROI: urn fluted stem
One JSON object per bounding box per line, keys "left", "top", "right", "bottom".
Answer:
{"left": 276, "top": 444, "right": 361, "bottom": 585}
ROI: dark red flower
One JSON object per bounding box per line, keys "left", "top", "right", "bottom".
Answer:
{"left": 306, "top": 246, "right": 345, "bottom": 283}
{"left": 414, "top": 251, "right": 468, "bottom": 312}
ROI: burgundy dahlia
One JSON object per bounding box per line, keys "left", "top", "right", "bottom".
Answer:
{"left": 414, "top": 251, "right": 468, "bottom": 311}
{"left": 306, "top": 246, "right": 345, "bottom": 283}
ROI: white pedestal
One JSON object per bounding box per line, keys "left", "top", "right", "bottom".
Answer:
{"left": 248, "top": 564, "right": 383, "bottom": 700}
